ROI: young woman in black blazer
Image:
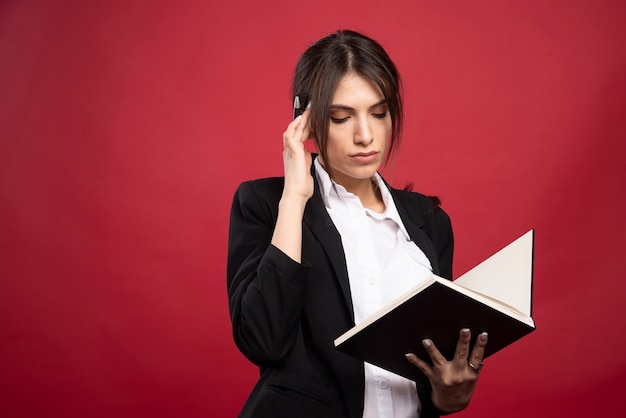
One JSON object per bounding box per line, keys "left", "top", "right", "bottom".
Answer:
{"left": 227, "top": 30, "right": 488, "bottom": 418}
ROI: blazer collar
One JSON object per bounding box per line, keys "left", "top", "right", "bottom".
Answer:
{"left": 302, "top": 157, "right": 441, "bottom": 317}
{"left": 302, "top": 161, "right": 354, "bottom": 320}
{"left": 389, "top": 187, "right": 441, "bottom": 275}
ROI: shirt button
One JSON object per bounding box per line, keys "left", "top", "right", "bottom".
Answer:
{"left": 368, "top": 277, "right": 377, "bottom": 285}
{"left": 380, "top": 380, "right": 389, "bottom": 389}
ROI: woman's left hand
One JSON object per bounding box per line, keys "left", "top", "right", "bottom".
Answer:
{"left": 405, "top": 328, "right": 488, "bottom": 413}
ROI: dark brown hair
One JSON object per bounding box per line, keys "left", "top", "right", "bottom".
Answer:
{"left": 292, "top": 30, "right": 403, "bottom": 174}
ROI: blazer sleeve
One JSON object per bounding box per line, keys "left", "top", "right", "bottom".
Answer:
{"left": 226, "top": 180, "right": 311, "bottom": 367}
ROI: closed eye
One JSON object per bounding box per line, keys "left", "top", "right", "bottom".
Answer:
{"left": 373, "top": 112, "right": 388, "bottom": 119}
{"left": 330, "top": 117, "right": 350, "bottom": 124}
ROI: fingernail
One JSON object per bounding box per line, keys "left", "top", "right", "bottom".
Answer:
{"left": 306, "top": 101, "right": 312, "bottom": 109}
{"left": 462, "top": 328, "right": 470, "bottom": 338}
{"left": 405, "top": 353, "right": 413, "bottom": 359}
{"left": 480, "top": 332, "right": 488, "bottom": 342}
{"left": 422, "top": 339, "right": 431, "bottom": 349}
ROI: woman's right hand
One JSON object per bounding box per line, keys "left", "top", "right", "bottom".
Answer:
{"left": 270, "top": 107, "right": 313, "bottom": 263}
{"left": 281, "top": 107, "right": 313, "bottom": 205}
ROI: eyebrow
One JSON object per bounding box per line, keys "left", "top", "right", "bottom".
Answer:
{"left": 329, "top": 99, "right": 388, "bottom": 111}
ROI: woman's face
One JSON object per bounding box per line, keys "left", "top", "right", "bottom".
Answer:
{"left": 323, "top": 72, "right": 392, "bottom": 189}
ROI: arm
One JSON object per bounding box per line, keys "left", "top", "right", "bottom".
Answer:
{"left": 406, "top": 196, "right": 485, "bottom": 414}
{"left": 226, "top": 109, "right": 313, "bottom": 366}
{"left": 271, "top": 110, "right": 313, "bottom": 262}
{"left": 227, "top": 181, "right": 309, "bottom": 366}
{"left": 417, "top": 209, "right": 487, "bottom": 413}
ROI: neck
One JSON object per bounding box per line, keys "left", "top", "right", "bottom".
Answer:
{"left": 317, "top": 156, "right": 385, "bottom": 212}
{"left": 341, "top": 176, "right": 385, "bottom": 213}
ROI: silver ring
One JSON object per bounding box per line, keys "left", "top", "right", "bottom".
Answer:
{"left": 468, "top": 360, "right": 484, "bottom": 372}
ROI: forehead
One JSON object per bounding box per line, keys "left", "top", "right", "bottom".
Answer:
{"left": 332, "top": 72, "right": 384, "bottom": 105}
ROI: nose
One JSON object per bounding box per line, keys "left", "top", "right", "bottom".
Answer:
{"left": 354, "top": 116, "right": 373, "bottom": 145}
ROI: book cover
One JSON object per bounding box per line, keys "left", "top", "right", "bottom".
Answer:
{"left": 334, "top": 230, "right": 536, "bottom": 385}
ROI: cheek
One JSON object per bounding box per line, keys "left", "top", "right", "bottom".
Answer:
{"left": 375, "top": 122, "right": 392, "bottom": 143}
{"left": 326, "top": 129, "right": 345, "bottom": 153}
{"left": 325, "top": 139, "right": 341, "bottom": 163}
{"left": 380, "top": 119, "right": 392, "bottom": 135}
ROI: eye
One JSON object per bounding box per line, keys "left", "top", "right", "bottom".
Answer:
{"left": 330, "top": 117, "right": 350, "bottom": 124}
{"left": 373, "top": 112, "right": 388, "bottom": 119}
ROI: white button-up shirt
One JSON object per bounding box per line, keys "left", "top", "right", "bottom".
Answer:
{"left": 314, "top": 158, "right": 433, "bottom": 418}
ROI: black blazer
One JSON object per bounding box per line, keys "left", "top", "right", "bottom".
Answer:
{"left": 227, "top": 162, "right": 454, "bottom": 418}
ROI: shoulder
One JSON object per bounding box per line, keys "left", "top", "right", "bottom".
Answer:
{"left": 235, "top": 177, "right": 285, "bottom": 199}
{"left": 230, "top": 177, "right": 285, "bottom": 223}
{"left": 389, "top": 186, "right": 453, "bottom": 248}
{"left": 390, "top": 187, "right": 450, "bottom": 223}
{"left": 391, "top": 186, "right": 454, "bottom": 277}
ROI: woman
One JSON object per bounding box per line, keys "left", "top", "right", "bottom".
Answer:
{"left": 227, "top": 30, "right": 487, "bottom": 418}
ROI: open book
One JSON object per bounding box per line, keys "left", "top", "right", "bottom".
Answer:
{"left": 334, "top": 230, "right": 536, "bottom": 385}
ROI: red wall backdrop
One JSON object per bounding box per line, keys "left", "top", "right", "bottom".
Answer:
{"left": 1, "top": 1, "right": 625, "bottom": 417}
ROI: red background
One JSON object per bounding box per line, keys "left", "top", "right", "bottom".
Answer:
{"left": 1, "top": 1, "right": 625, "bottom": 417}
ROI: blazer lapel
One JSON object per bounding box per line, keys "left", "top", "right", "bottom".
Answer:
{"left": 301, "top": 161, "right": 441, "bottom": 317}
{"left": 302, "top": 164, "right": 354, "bottom": 320}
{"left": 391, "top": 189, "right": 441, "bottom": 275}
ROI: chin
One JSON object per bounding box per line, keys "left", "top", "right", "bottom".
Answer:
{"left": 348, "top": 166, "right": 380, "bottom": 180}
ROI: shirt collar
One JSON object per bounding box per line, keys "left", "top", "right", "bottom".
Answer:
{"left": 313, "top": 156, "right": 412, "bottom": 241}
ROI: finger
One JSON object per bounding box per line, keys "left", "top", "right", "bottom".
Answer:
{"left": 283, "top": 115, "right": 304, "bottom": 146}
{"left": 405, "top": 352, "right": 434, "bottom": 380}
{"left": 283, "top": 110, "right": 311, "bottom": 150}
{"left": 468, "top": 332, "right": 488, "bottom": 373}
{"left": 296, "top": 107, "right": 312, "bottom": 142}
{"left": 421, "top": 338, "right": 448, "bottom": 366}
{"left": 453, "top": 328, "right": 472, "bottom": 365}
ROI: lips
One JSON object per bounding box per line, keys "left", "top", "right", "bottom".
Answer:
{"left": 349, "top": 151, "right": 379, "bottom": 164}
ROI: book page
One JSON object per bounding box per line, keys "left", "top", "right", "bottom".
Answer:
{"left": 453, "top": 230, "right": 534, "bottom": 317}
